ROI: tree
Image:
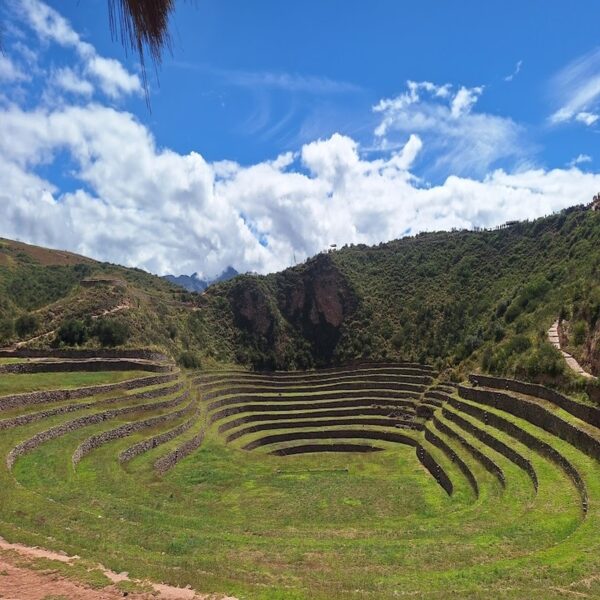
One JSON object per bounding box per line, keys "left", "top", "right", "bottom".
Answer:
{"left": 93, "top": 318, "right": 129, "bottom": 347}
{"left": 56, "top": 319, "right": 89, "bottom": 346}
{"left": 15, "top": 314, "right": 39, "bottom": 338}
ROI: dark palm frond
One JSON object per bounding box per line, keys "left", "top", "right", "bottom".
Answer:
{"left": 107, "top": 0, "right": 176, "bottom": 98}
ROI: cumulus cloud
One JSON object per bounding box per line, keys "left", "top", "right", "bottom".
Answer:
{"left": 16, "top": 0, "right": 142, "bottom": 99}
{"left": 1, "top": 102, "right": 598, "bottom": 278}
{"left": 549, "top": 47, "right": 600, "bottom": 126}
{"left": 373, "top": 81, "right": 524, "bottom": 176}
{"left": 0, "top": 3, "right": 599, "bottom": 280}
{"left": 52, "top": 67, "right": 94, "bottom": 97}
{"left": 0, "top": 55, "right": 28, "bottom": 82}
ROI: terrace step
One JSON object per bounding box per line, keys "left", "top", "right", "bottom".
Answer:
{"left": 454, "top": 389, "right": 590, "bottom": 514}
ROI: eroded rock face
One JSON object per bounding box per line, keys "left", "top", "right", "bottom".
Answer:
{"left": 227, "top": 254, "right": 358, "bottom": 368}
{"left": 278, "top": 254, "right": 358, "bottom": 363}
{"left": 230, "top": 280, "right": 275, "bottom": 339}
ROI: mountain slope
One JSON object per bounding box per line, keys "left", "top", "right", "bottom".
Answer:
{"left": 1, "top": 205, "right": 599, "bottom": 393}
{"left": 198, "top": 205, "right": 600, "bottom": 383}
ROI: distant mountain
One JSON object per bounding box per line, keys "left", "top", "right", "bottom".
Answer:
{"left": 164, "top": 266, "right": 238, "bottom": 292}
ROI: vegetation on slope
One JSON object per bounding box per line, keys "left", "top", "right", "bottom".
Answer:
{"left": 1, "top": 205, "right": 599, "bottom": 395}
{"left": 199, "top": 205, "right": 600, "bottom": 386}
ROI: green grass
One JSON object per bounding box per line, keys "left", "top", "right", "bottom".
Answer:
{"left": 0, "top": 366, "right": 599, "bottom": 599}
{"left": 0, "top": 370, "right": 149, "bottom": 396}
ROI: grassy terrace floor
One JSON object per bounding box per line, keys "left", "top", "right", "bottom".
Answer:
{"left": 0, "top": 370, "right": 150, "bottom": 396}
{"left": 0, "top": 362, "right": 599, "bottom": 599}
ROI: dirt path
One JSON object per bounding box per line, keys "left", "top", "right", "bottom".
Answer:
{"left": 10, "top": 304, "right": 131, "bottom": 350}
{"left": 548, "top": 320, "right": 595, "bottom": 379}
{"left": 0, "top": 537, "right": 237, "bottom": 600}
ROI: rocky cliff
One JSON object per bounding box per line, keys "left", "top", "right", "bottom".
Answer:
{"left": 225, "top": 254, "right": 358, "bottom": 369}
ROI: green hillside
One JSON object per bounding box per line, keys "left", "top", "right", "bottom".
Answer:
{"left": 199, "top": 205, "right": 600, "bottom": 388}
{"left": 1, "top": 204, "right": 599, "bottom": 395}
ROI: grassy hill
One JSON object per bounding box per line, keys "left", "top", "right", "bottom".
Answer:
{"left": 199, "top": 204, "right": 600, "bottom": 389}
{"left": 1, "top": 204, "right": 599, "bottom": 395}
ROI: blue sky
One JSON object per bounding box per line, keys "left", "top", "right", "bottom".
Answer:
{"left": 1, "top": 0, "right": 600, "bottom": 277}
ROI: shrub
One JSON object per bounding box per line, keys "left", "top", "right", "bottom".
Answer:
{"left": 391, "top": 332, "right": 403, "bottom": 350}
{"left": 178, "top": 350, "right": 202, "bottom": 369}
{"left": 56, "top": 319, "right": 88, "bottom": 346}
{"left": 0, "top": 318, "right": 14, "bottom": 343}
{"left": 572, "top": 320, "right": 587, "bottom": 346}
{"left": 15, "top": 313, "right": 39, "bottom": 337}
{"left": 504, "top": 303, "right": 521, "bottom": 323}
{"left": 506, "top": 335, "right": 532, "bottom": 355}
{"left": 92, "top": 318, "right": 129, "bottom": 347}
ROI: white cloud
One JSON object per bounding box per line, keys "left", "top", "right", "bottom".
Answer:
{"left": 0, "top": 103, "right": 597, "bottom": 278}
{"left": 16, "top": 0, "right": 142, "bottom": 99}
{"left": 0, "top": 55, "right": 28, "bottom": 82}
{"left": 568, "top": 153, "right": 592, "bottom": 168}
{"left": 549, "top": 48, "right": 600, "bottom": 125}
{"left": 504, "top": 60, "right": 523, "bottom": 82}
{"left": 0, "top": 2, "right": 599, "bottom": 280}
{"left": 575, "top": 111, "right": 599, "bottom": 126}
{"left": 85, "top": 56, "right": 143, "bottom": 99}
{"left": 450, "top": 86, "right": 483, "bottom": 118}
{"left": 373, "top": 81, "right": 523, "bottom": 176}
{"left": 53, "top": 67, "right": 93, "bottom": 96}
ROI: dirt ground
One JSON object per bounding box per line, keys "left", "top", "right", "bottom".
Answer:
{"left": 0, "top": 537, "right": 237, "bottom": 600}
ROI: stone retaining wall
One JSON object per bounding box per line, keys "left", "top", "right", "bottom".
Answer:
{"left": 226, "top": 417, "right": 418, "bottom": 443}
{"left": 154, "top": 428, "right": 206, "bottom": 474}
{"left": 0, "top": 349, "right": 169, "bottom": 361}
{"left": 207, "top": 392, "right": 419, "bottom": 412}
{"left": 424, "top": 426, "right": 478, "bottom": 496}
{"left": 271, "top": 443, "right": 382, "bottom": 455}
{"left": 458, "top": 385, "right": 600, "bottom": 461}
{"left": 0, "top": 379, "right": 183, "bottom": 430}
{"left": 208, "top": 398, "right": 418, "bottom": 423}
{"left": 73, "top": 396, "right": 195, "bottom": 465}
{"left": 6, "top": 389, "right": 189, "bottom": 469}
{"left": 443, "top": 404, "right": 538, "bottom": 490}
{"left": 216, "top": 406, "right": 417, "bottom": 433}
{"left": 242, "top": 428, "right": 417, "bottom": 451}
{"left": 454, "top": 390, "right": 589, "bottom": 512}
{"left": 424, "top": 391, "right": 452, "bottom": 403}
{"left": 202, "top": 382, "right": 425, "bottom": 401}
{"left": 118, "top": 408, "right": 201, "bottom": 463}
{"left": 0, "top": 373, "right": 178, "bottom": 411}
{"left": 194, "top": 375, "right": 432, "bottom": 393}
{"left": 416, "top": 444, "right": 453, "bottom": 496}
{"left": 0, "top": 360, "right": 171, "bottom": 374}
{"left": 433, "top": 415, "right": 505, "bottom": 487}
{"left": 469, "top": 374, "right": 600, "bottom": 428}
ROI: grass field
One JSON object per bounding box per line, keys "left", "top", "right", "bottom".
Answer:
{"left": 0, "top": 370, "right": 149, "bottom": 396}
{"left": 0, "top": 360, "right": 599, "bottom": 599}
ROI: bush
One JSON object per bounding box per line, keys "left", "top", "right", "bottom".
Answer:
{"left": 572, "top": 321, "right": 587, "bottom": 346}
{"left": 0, "top": 318, "right": 14, "bottom": 343}
{"left": 506, "top": 335, "right": 532, "bottom": 355}
{"left": 15, "top": 313, "right": 39, "bottom": 337}
{"left": 56, "top": 319, "right": 88, "bottom": 346}
{"left": 391, "top": 332, "right": 403, "bottom": 350}
{"left": 92, "top": 318, "right": 129, "bottom": 347}
{"left": 504, "top": 303, "right": 521, "bottom": 323}
{"left": 178, "top": 350, "right": 202, "bottom": 369}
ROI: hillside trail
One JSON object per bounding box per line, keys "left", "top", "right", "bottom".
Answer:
{"left": 547, "top": 320, "right": 595, "bottom": 379}
{"left": 9, "top": 303, "right": 131, "bottom": 350}
{"left": 0, "top": 536, "right": 237, "bottom": 600}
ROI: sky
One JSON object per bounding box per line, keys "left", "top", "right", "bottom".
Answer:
{"left": 1, "top": 0, "right": 600, "bottom": 278}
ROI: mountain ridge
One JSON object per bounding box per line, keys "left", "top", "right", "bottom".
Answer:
{"left": 0, "top": 205, "right": 599, "bottom": 399}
